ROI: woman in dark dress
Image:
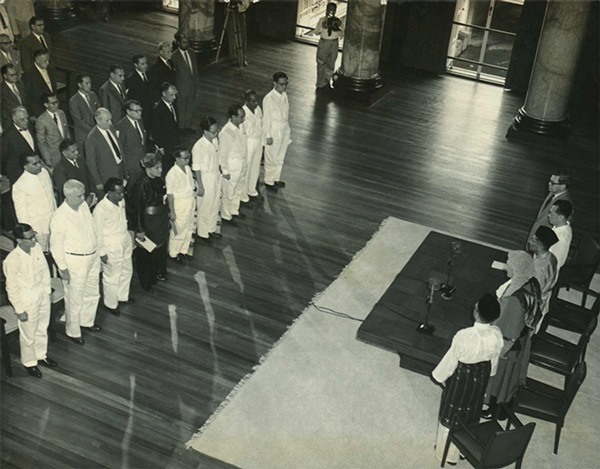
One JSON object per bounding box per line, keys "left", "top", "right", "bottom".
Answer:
{"left": 126, "top": 151, "right": 170, "bottom": 292}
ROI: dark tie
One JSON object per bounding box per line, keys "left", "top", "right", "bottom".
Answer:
{"left": 142, "top": 72, "right": 147, "bottom": 83}
{"left": 168, "top": 104, "right": 177, "bottom": 122}
{"left": 53, "top": 114, "right": 58, "bottom": 125}
{"left": 74, "top": 159, "right": 79, "bottom": 169}
{"left": 118, "top": 84, "right": 125, "bottom": 100}
{"left": 541, "top": 194, "right": 554, "bottom": 212}
{"left": 184, "top": 51, "right": 193, "bottom": 74}
{"left": 134, "top": 120, "right": 143, "bottom": 142}
{"left": 39, "top": 35, "right": 48, "bottom": 51}
{"left": 107, "top": 131, "right": 122, "bottom": 160}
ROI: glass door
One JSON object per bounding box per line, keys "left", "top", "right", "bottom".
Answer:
{"left": 446, "top": 0, "right": 523, "bottom": 85}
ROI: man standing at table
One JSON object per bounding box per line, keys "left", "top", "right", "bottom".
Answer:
{"left": 94, "top": 177, "right": 133, "bottom": 316}
{"left": 262, "top": 71, "right": 291, "bottom": 192}
{"left": 3, "top": 223, "right": 57, "bottom": 378}
{"left": 50, "top": 179, "right": 102, "bottom": 345}
{"left": 431, "top": 293, "right": 503, "bottom": 466}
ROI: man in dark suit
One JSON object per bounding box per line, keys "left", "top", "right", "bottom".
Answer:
{"left": 68, "top": 73, "right": 100, "bottom": 155}
{"left": 151, "top": 82, "right": 180, "bottom": 175}
{"left": 52, "top": 138, "right": 96, "bottom": 205}
{"left": 19, "top": 16, "right": 51, "bottom": 73}
{"left": 84, "top": 108, "right": 125, "bottom": 195}
{"left": 23, "top": 50, "right": 57, "bottom": 117}
{"left": 1, "top": 105, "right": 37, "bottom": 184}
{"left": 0, "top": 33, "right": 22, "bottom": 80}
{"left": 149, "top": 41, "right": 175, "bottom": 99}
{"left": 125, "top": 54, "right": 154, "bottom": 129}
{"left": 99, "top": 64, "right": 126, "bottom": 124}
{"left": 1, "top": 63, "right": 26, "bottom": 130}
{"left": 172, "top": 32, "right": 198, "bottom": 131}
{"left": 116, "top": 99, "right": 147, "bottom": 183}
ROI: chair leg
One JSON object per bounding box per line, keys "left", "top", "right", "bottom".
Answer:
{"left": 516, "top": 455, "right": 523, "bottom": 469}
{"left": 441, "top": 432, "right": 452, "bottom": 467}
{"left": 554, "top": 422, "right": 562, "bottom": 454}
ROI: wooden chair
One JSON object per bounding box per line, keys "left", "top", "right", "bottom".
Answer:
{"left": 530, "top": 316, "right": 596, "bottom": 376}
{"left": 512, "top": 361, "right": 586, "bottom": 454}
{"left": 441, "top": 405, "right": 535, "bottom": 468}
{"left": 540, "top": 289, "right": 599, "bottom": 335}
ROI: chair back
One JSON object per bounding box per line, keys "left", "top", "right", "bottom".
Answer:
{"left": 561, "top": 361, "right": 587, "bottom": 417}
{"left": 479, "top": 422, "right": 536, "bottom": 467}
{"left": 577, "top": 316, "right": 597, "bottom": 362}
{"left": 559, "top": 234, "right": 600, "bottom": 287}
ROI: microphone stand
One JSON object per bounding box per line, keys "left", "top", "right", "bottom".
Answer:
{"left": 441, "top": 241, "right": 461, "bottom": 300}
{"left": 416, "top": 277, "right": 440, "bottom": 335}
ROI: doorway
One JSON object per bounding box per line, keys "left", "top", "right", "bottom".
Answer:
{"left": 446, "top": 0, "right": 523, "bottom": 85}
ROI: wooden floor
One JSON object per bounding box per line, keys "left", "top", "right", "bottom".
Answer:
{"left": 1, "top": 9, "right": 598, "bottom": 469}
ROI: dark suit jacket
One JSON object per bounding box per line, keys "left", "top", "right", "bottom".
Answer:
{"left": 52, "top": 155, "right": 95, "bottom": 204}
{"left": 150, "top": 100, "right": 180, "bottom": 152}
{"left": 0, "top": 124, "right": 38, "bottom": 184}
{"left": 68, "top": 91, "right": 100, "bottom": 149}
{"left": 23, "top": 66, "right": 57, "bottom": 117}
{"left": 125, "top": 71, "right": 155, "bottom": 128}
{"left": 0, "top": 81, "right": 26, "bottom": 130}
{"left": 19, "top": 32, "right": 52, "bottom": 72}
{"left": 115, "top": 116, "right": 147, "bottom": 181}
{"left": 172, "top": 48, "right": 198, "bottom": 96}
{"left": 84, "top": 126, "right": 125, "bottom": 189}
{"left": 149, "top": 57, "right": 176, "bottom": 95}
{"left": 0, "top": 49, "right": 22, "bottom": 80}
{"left": 527, "top": 190, "right": 573, "bottom": 242}
{"left": 99, "top": 80, "right": 126, "bottom": 123}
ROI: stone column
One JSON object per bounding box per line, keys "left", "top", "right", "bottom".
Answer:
{"left": 507, "top": 0, "right": 591, "bottom": 140}
{"left": 333, "top": 0, "right": 386, "bottom": 102}
{"left": 39, "top": 0, "right": 75, "bottom": 20}
{"left": 179, "top": 0, "right": 217, "bottom": 54}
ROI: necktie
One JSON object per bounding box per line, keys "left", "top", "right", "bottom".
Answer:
{"left": 134, "top": 120, "right": 143, "bottom": 142}
{"left": 107, "top": 131, "right": 122, "bottom": 160}
{"left": 142, "top": 72, "right": 147, "bottom": 83}
{"left": 39, "top": 35, "right": 48, "bottom": 51}
{"left": 169, "top": 104, "right": 177, "bottom": 122}
{"left": 118, "top": 84, "right": 125, "bottom": 100}
{"left": 83, "top": 93, "right": 92, "bottom": 110}
{"left": 11, "top": 84, "right": 21, "bottom": 103}
{"left": 541, "top": 194, "right": 554, "bottom": 212}
{"left": 53, "top": 113, "right": 64, "bottom": 138}
{"left": 184, "top": 51, "right": 193, "bottom": 74}
{"left": 73, "top": 159, "right": 79, "bottom": 169}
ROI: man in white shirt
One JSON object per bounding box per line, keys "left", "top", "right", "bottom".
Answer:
{"left": 242, "top": 90, "right": 263, "bottom": 199}
{"left": 192, "top": 116, "right": 222, "bottom": 243}
{"left": 3, "top": 223, "right": 57, "bottom": 378}
{"left": 12, "top": 153, "right": 56, "bottom": 252}
{"left": 93, "top": 177, "right": 133, "bottom": 316}
{"left": 35, "top": 91, "right": 70, "bottom": 167}
{"left": 50, "top": 179, "right": 102, "bottom": 344}
{"left": 548, "top": 200, "right": 573, "bottom": 269}
{"left": 166, "top": 149, "right": 195, "bottom": 263}
{"left": 219, "top": 104, "right": 247, "bottom": 223}
{"left": 431, "top": 293, "right": 503, "bottom": 465}
{"left": 262, "top": 71, "right": 292, "bottom": 192}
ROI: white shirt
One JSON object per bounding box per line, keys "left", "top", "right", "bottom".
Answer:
{"left": 432, "top": 322, "right": 504, "bottom": 384}
{"left": 35, "top": 63, "right": 52, "bottom": 91}
{"left": 192, "top": 137, "right": 220, "bottom": 174}
{"left": 12, "top": 169, "right": 56, "bottom": 235}
{"left": 3, "top": 244, "right": 51, "bottom": 314}
{"left": 166, "top": 164, "right": 195, "bottom": 198}
{"left": 14, "top": 124, "right": 35, "bottom": 151}
{"left": 50, "top": 201, "right": 98, "bottom": 270}
{"left": 93, "top": 197, "right": 129, "bottom": 256}
{"left": 79, "top": 90, "right": 92, "bottom": 110}
{"left": 126, "top": 115, "right": 144, "bottom": 142}
{"left": 262, "top": 88, "right": 290, "bottom": 139}
{"left": 550, "top": 224, "right": 572, "bottom": 268}
{"left": 218, "top": 120, "right": 246, "bottom": 175}
{"left": 242, "top": 104, "right": 263, "bottom": 140}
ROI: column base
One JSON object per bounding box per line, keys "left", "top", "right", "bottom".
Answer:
{"left": 506, "top": 107, "right": 571, "bottom": 141}
{"left": 40, "top": 1, "right": 76, "bottom": 20}
{"left": 190, "top": 38, "right": 218, "bottom": 55}
{"left": 332, "top": 70, "right": 388, "bottom": 105}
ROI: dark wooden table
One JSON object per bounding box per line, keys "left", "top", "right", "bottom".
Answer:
{"left": 357, "top": 231, "right": 507, "bottom": 375}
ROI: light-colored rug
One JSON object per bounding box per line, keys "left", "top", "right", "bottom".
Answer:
{"left": 187, "top": 217, "right": 599, "bottom": 469}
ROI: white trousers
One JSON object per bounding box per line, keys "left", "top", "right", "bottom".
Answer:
{"left": 64, "top": 253, "right": 100, "bottom": 338}
{"left": 169, "top": 195, "right": 195, "bottom": 257}
{"left": 18, "top": 292, "right": 50, "bottom": 367}
{"left": 264, "top": 124, "right": 291, "bottom": 185}
{"left": 435, "top": 423, "right": 459, "bottom": 465}
{"left": 245, "top": 137, "right": 263, "bottom": 197}
{"left": 221, "top": 161, "right": 247, "bottom": 220}
{"left": 197, "top": 172, "right": 221, "bottom": 238}
{"left": 102, "top": 235, "right": 133, "bottom": 309}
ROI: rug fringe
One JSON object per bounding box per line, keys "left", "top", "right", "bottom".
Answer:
{"left": 185, "top": 217, "right": 392, "bottom": 449}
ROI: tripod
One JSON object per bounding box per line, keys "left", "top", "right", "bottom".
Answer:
{"left": 215, "top": 6, "right": 246, "bottom": 69}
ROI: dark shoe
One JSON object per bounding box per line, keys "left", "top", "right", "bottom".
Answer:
{"left": 275, "top": 181, "right": 286, "bottom": 188}
{"left": 39, "top": 357, "right": 57, "bottom": 368}
{"left": 481, "top": 408, "right": 494, "bottom": 420}
{"left": 265, "top": 184, "right": 278, "bottom": 192}
{"left": 209, "top": 232, "right": 222, "bottom": 239}
{"left": 82, "top": 324, "right": 102, "bottom": 332}
{"left": 199, "top": 236, "right": 214, "bottom": 245}
{"left": 171, "top": 255, "right": 186, "bottom": 265}
{"left": 105, "top": 306, "right": 121, "bottom": 316}
{"left": 25, "top": 366, "right": 42, "bottom": 378}
{"left": 120, "top": 298, "right": 135, "bottom": 304}
{"left": 234, "top": 212, "right": 246, "bottom": 219}
{"left": 68, "top": 336, "right": 85, "bottom": 345}
{"left": 156, "top": 274, "right": 167, "bottom": 281}
{"left": 222, "top": 218, "right": 238, "bottom": 226}
{"left": 182, "top": 254, "right": 194, "bottom": 260}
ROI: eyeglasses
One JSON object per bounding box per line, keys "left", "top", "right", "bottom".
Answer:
{"left": 23, "top": 232, "right": 37, "bottom": 240}
{"left": 0, "top": 41, "right": 12, "bottom": 45}
{"left": 548, "top": 180, "right": 563, "bottom": 185}
{"left": 276, "top": 81, "right": 289, "bottom": 86}
{"left": 130, "top": 108, "right": 143, "bottom": 112}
